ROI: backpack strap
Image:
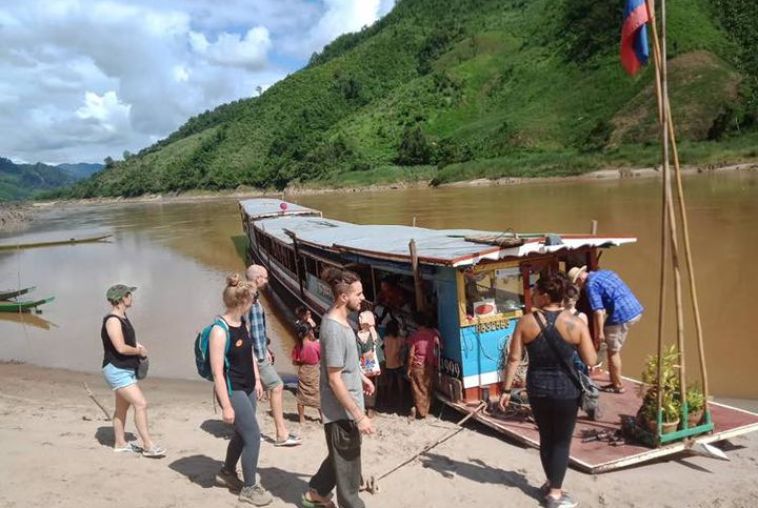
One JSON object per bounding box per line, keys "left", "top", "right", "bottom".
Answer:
{"left": 533, "top": 311, "right": 582, "bottom": 392}
{"left": 211, "top": 316, "right": 233, "bottom": 396}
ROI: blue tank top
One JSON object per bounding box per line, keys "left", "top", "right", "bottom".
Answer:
{"left": 525, "top": 311, "right": 580, "bottom": 400}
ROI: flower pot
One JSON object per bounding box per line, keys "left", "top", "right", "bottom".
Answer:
{"left": 687, "top": 409, "right": 704, "bottom": 427}
{"left": 645, "top": 416, "right": 680, "bottom": 434}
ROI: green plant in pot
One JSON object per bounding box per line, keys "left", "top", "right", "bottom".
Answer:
{"left": 638, "top": 345, "right": 681, "bottom": 433}
{"left": 684, "top": 383, "right": 705, "bottom": 427}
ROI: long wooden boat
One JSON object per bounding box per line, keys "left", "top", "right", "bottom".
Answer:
{"left": 238, "top": 198, "right": 758, "bottom": 471}
{"left": 0, "top": 286, "right": 35, "bottom": 301}
{"left": 0, "top": 234, "right": 111, "bottom": 251}
{"left": 0, "top": 296, "right": 54, "bottom": 313}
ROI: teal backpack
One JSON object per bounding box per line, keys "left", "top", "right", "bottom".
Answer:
{"left": 194, "top": 317, "right": 232, "bottom": 394}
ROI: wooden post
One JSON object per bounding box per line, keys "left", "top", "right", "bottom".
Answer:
{"left": 412, "top": 216, "right": 417, "bottom": 228}
{"left": 590, "top": 220, "right": 598, "bottom": 235}
{"left": 409, "top": 239, "right": 425, "bottom": 312}
{"left": 288, "top": 231, "right": 306, "bottom": 298}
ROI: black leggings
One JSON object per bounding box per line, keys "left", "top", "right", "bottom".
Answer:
{"left": 530, "top": 396, "right": 579, "bottom": 489}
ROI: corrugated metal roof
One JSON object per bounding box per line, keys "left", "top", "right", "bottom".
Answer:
{"left": 245, "top": 199, "right": 636, "bottom": 267}
{"left": 240, "top": 199, "right": 320, "bottom": 220}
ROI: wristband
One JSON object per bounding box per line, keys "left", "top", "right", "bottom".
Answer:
{"left": 355, "top": 414, "right": 366, "bottom": 424}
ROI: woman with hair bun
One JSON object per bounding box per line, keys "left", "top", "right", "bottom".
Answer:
{"left": 210, "top": 274, "right": 272, "bottom": 506}
{"left": 498, "top": 270, "right": 596, "bottom": 508}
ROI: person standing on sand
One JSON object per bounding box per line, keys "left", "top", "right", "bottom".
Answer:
{"left": 210, "top": 274, "right": 272, "bottom": 506}
{"left": 100, "top": 284, "right": 165, "bottom": 458}
{"left": 303, "top": 268, "right": 376, "bottom": 508}
{"left": 292, "top": 322, "right": 323, "bottom": 425}
{"left": 499, "top": 271, "right": 596, "bottom": 508}
{"left": 569, "top": 266, "right": 643, "bottom": 394}
{"left": 406, "top": 312, "right": 440, "bottom": 419}
{"left": 245, "top": 264, "right": 301, "bottom": 447}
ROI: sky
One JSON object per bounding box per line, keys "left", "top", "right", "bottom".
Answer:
{"left": 0, "top": 0, "right": 396, "bottom": 164}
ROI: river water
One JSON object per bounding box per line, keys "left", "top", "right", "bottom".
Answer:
{"left": 1, "top": 171, "right": 756, "bottom": 398}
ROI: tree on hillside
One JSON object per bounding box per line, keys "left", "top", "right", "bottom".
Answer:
{"left": 396, "top": 126, "right": 433, "bottom": 165}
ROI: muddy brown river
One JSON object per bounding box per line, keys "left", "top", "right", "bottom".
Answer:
{"left": 1, "top": 170, "right": 756, "bottom": 398}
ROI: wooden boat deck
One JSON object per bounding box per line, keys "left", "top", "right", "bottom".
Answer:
{"left": 441, "top": 373, "right": 758, "bottom": 473}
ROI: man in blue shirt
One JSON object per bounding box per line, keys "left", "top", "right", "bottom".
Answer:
{"left": 246, "top": 264, "right": 301, "bottom": 447}
{"left": 570, "top": 266, "right": 643, "bottom": 394}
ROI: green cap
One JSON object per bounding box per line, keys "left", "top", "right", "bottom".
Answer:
{"left": 106, "top": 284, "right": 137, "bottom": 302}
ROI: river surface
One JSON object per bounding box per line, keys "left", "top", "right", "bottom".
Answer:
{"left": 1, "top": 171, "right": 756, "bottom": 398}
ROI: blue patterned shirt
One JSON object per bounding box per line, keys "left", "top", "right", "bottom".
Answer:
{"left": 586, "top": 270, "right": 644, "bottom": 326}
{"left": 247, "top": 301, "right": 268, "bottom": 362}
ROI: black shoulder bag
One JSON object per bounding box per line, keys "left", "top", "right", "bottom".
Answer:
{"left": 533, "top": 311, "right": 600, "bottom": 420}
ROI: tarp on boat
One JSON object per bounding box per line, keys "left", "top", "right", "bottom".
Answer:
{"left": 251, "top": 209, "right": 636, "bottom": 267}
{"left": 240, "top": 199, "right": 321, "bottom": 220}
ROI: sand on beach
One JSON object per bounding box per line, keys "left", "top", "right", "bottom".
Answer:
{"left": 1, "top": 362, "right": 757, "bottom": 508}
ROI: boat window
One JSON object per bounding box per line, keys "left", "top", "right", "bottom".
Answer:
{"left": 460, "top": 265, "right": 524, "bottom": 322}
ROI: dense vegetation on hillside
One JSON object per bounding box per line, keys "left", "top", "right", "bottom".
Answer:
{"left": 0, "top": 157, "right": 101, "bottom": 201}
{"left": 55, "top": 0, "right": 758, "bottom": 198}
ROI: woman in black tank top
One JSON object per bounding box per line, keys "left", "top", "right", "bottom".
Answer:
{"left": 101, "top": 284, "right": 164, "bottom": 457}
{"left": 498, "top": 271, "right": 596, "bottom": 508}
{"left": 209, "top": 273, "right": 271, "bottom": 505}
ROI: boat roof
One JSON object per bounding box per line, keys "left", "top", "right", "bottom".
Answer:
{"left": 239, "top": 198, "right": 321, "bottom": 220}
{"left": 251, "top": 209, "right": 636, "bottom": 268}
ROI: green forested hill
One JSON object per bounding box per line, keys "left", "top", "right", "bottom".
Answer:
{"left": 62, "top": 0, "right": 758, "bottom": 198}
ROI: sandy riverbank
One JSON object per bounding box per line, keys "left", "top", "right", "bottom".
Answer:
{"left": 1, "top": 362, "right": 757, "bottom": 508}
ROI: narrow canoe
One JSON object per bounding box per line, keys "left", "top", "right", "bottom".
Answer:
{"left": 0, "top": 234, "right": 112, "bottom": 251}
{"left": 0, "top": 296, "right": 55, "bottom": 312}
{"left": 0, "top": 286, "right": 35, "bottom": 301}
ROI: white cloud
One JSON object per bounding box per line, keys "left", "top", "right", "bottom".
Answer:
{"left": 76, "top": 91, "right": 131, "bottom": 134}
{"left": 281, "top": 0, "right": 387, "bottom": 58}
{"left": 0, "top": 0, "right": 397, "bottom": 164}
{"left": 191, "top": 27, "right": 272, "bottom": 70}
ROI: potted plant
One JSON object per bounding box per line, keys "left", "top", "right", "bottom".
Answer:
{"left": 637, "top": 345, "right": 681, "bottom": 434}
{"left": 684, "top": 383, "right": 705, "bottom": 427}
{"left": 638, "top": 386, "right": 681, "bottom": 434}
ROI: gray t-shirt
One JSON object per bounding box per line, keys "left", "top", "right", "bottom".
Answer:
{"left": 319, "top": 316, "right": 364, "bottom": 424}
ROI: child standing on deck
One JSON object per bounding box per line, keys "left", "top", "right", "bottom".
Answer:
{"left": 292, "top": 322, "right": 322, "bottom": 425}
{"left": 381, "top": 320, "right": 407, "bottom": 411}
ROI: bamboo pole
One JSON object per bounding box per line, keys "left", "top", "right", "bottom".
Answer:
{"left": 660, "top": 0, "right": 688, "bottom": 419}
{"left": 646, "top": 0, "right": 669, "bottom": 429}
{"left": 664, "top": 97, "right": 710, "bottom": 413}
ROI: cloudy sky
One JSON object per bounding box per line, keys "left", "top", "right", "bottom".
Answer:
{"left": 0, "top": 0, "right": 395, "bottom": 164}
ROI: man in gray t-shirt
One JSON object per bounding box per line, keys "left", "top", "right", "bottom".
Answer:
{"left": 304, "top": 269, "right": 375, "bottom": 508}
{"left": 319, "top": 317, "right": 365, "bottom": 424}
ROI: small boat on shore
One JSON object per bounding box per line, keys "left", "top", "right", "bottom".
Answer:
{"left": 239, "top": 198, "right": 758, "bottom": 472}
{"left": 0, "top": 296, "right": 54, "bottom": 313}
{"left": 0, "top": 234, "right": 111, "bottom": 251}
{"left": 0, "top": 286, "right": 35, "bottom": 301}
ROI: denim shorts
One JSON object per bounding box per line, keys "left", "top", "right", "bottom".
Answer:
{"left": 102, "top": 363, "right": 137, "bottom": 391}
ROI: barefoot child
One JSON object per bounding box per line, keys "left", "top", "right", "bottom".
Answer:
{"left": 292, "top": 322, "right": 322, "bottom": 425}
{"left": 381, "top": 319, "right": 406, "bottom": 411}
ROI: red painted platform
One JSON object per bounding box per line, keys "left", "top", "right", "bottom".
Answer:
{"left": 441, "top": 373, "right": 758, "bottom": 473}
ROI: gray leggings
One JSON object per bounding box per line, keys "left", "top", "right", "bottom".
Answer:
{"left": 226, "top": 390, "right": 261, "bottom": 487}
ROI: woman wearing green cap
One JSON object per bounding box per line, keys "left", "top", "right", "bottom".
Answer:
{"left": 101, "top": 284, "right": 165, "bottom": 458}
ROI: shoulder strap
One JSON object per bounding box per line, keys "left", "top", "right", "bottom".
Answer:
{"left": 533, "top": 311, "right": 582, "bottom": 391}
{"left": 213, "top": 317, "right": 232, "bottom": 355}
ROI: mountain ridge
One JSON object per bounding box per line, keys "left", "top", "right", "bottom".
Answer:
{"left": 49, "top": 0, "right": 758, "bottom": 198}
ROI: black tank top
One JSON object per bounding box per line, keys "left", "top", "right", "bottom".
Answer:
{"left": 101, "top": 314, "right": 140, "bottom": 370}
{"left": 226, "top": 322, "right": 256, "bottom": 393}
{"left": 525, "top": 310, "right": 580, "bottom": 400}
